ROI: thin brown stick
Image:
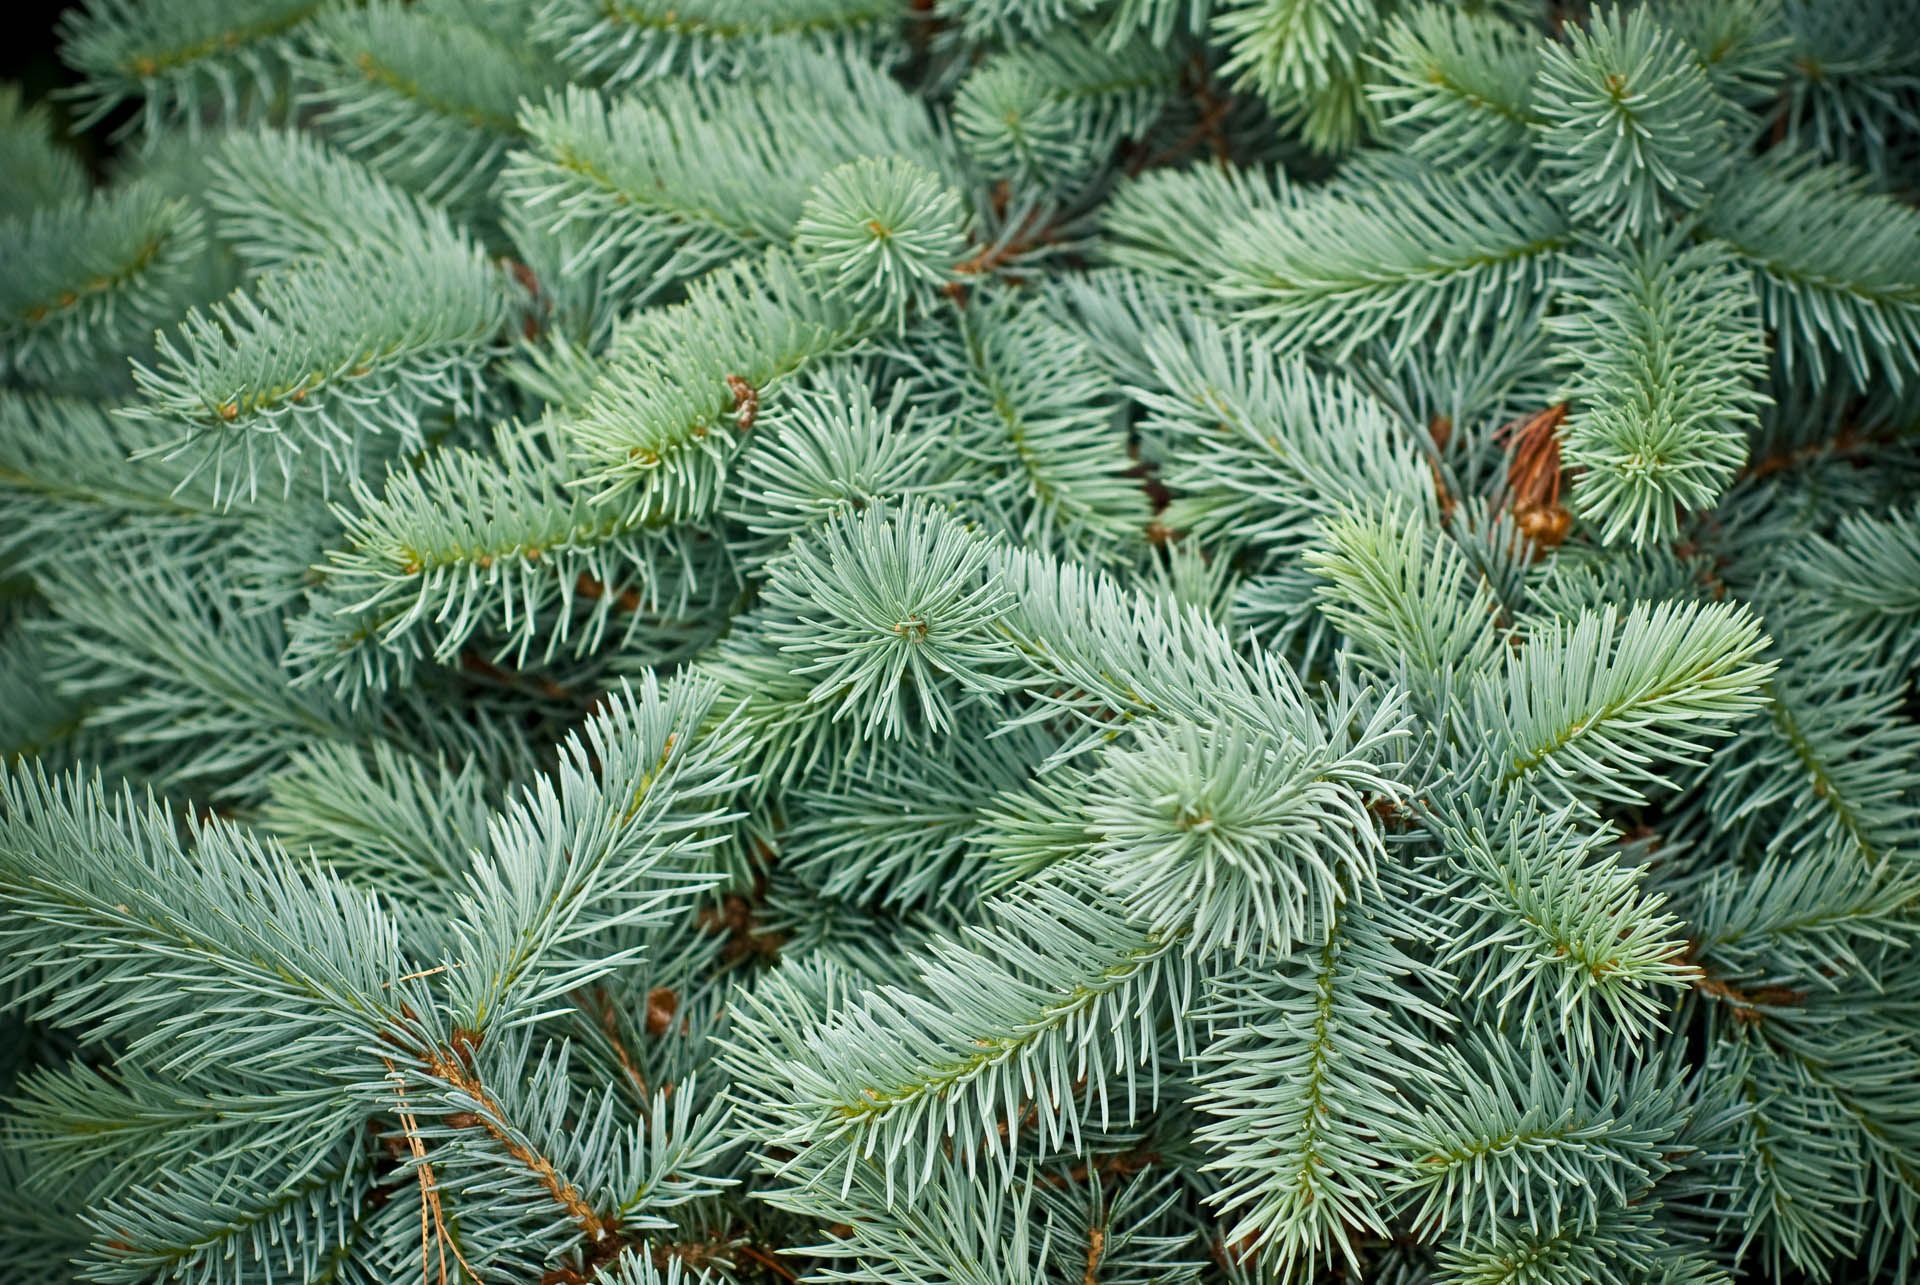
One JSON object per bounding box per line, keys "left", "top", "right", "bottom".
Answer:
{"left": 386, "top": 962, "right": 469, "bottom": 987}
{"left": 383, "top": 1058, "right": 479, "bottom": 1285}
{"left": 1736, "top": 424, "right": 1879, "bottom": 482}
{"left": 423, "top": 1042, "right": 616, "bottom": 1245}
{"left": 944, "top": 196, "right": 1059, "bottom": 302}
{"left": 576, "top": 987, "right": 649, "bottom": 1099}
{"left": 459, "top": 648, "right": 580, "bottom": 703}
{"left": 1681, "top": 956, "right": 1805, "bottom": 1024}
{"left": 1130, "top": 54, "right": 1234, "bottom": 175}
{"left": 735, "top": 1243, "right": 799, "bottom": 1282}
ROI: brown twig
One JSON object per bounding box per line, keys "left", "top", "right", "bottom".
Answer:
{"left": 644, "top": 986, "right": 680, "bottom": 1038}
{"left": 1130, "top": 54, "right": 1235, "bottom": 175}
{"left": 1084, "top": 1226, "right": 1106, "bottom": 1285}
{"left": 944, "top": 192, "right": 1059, "bottom": 302}
{"left": 422, "top": 1036, "right": 618, "bottom": 1247}
{"left": 383, "top": 1058, "right": 480, "bottom": 1285}
{"left": 698, "top": 881, "right": 786, "bottom": 964}
{"left": 1428, "top": 414, "right": 1458, "bottom": 520}
{"left": 575, "top": 987, "right": 650, "bottom": 1099}
{"left": 734, "top": 1242, "right": 800, "bottom": 1283}
{"left": 508, "top": 259, "right": 545, "bottom": 341}
{"left": 1735, "top": 422, "right": 1881, "bottom": 482}
{"left": 1682, "top": 958, "right": 1806, "bottom": 1024}
{"left": 1034, "top": 1146, "right": 1161, "bottom": 1190}
{"left": 574, "top": 572, "right": 644, "bottom": 614}
{"left": 460, "top": 648, "right": 579, "bottom": 704}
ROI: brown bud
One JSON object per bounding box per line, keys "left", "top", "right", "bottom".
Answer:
{"left": 1517, "top": 503, "right": 1571, "bottom": 548}
{"left": 450, "top": 1027, "right": 483, "bottom": 1063}
{"left": 725, "top": 374, "right": 758, "bottom": 430}
{"left": 645, "top": 987, "right": 679, "bottom": 1038}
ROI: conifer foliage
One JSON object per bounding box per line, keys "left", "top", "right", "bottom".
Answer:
{"left": 6, "top": 1, "right": 1920, "bottom": 1283}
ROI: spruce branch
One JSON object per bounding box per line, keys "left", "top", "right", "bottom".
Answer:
{"left": 1474, "top": 599, "right": 1774, "bottom": 805}
{"left": 122, "top": 225, "right": 514, "bottom": 503}
{"left": 1531, "top": 5, "right": 1737, "bottom": 238}
{"left": 1208, "top": 164, "right": 1574, "bottom": 363}
{"left": 83, "top": 1140, "right": 375, "bottom": 1285}
{"left": 505, "top": 46, "right": 947, "bottom": 316}
{"left": 1082, "top": 703, "right": 1407, "bottom": 960}
{"left": 795, "top": 157, "right": 970, "bottom": 329}
{"left": 1210, "top": 0, "right": 1389, "bottom": 153}
{"left": 1547, "top": 236, "right": 1770, "bottom": 547}
{"left": 7, "top": 1, "right": 1920, "bottom": 1279}
{"left": 724, "top": 365, "right": 951, "bottom": 569}
{"left": 207, "top": 128, "right": 486, "bottom": 275}
{"left": 1141, "top": 320, "right": 1432, "bottom": 556}
{"left": 1386, "top": 1037, "right": 1704, "bottom": 1245}
{"left": 1703, "top": 156, "right": 1920, "bottom": 389}
{"left": 1423, "top": 796, "right": 1695, "bottom": 1052}
{"left": 757, "top": 497, "right": 1020, "bottom": 741}
{"left": 564, "top": 250, "right": 869, "bottom": 522}
{"left": 56, "top": 0, "right": 322, "bottom": 137}
{"left": 0, "top": 182, "right": 208, "bottom": 386}
{"left": 1678, "top": 650, "right": 1920, "bottom": 867}
{"left": 1788, "top": 504, "right": 1920, "bottom": 670}
{"left": 298, "top": 0, "right": 565, "bottom": 214}
{"left": 439, "top": 674, "right": 745, "bottom": 1032}
{"left": 725, "top": 870, "right": 1187, "bottom": 1201}
{"left": 1368, "top": 6, "right": 1541, "bottom": 170}
{"left": 1192, "top": 882, "right": 1449, "bottom": 1275}
{"left": 292, "top": 416, "right": 733, "bottom": 700}
{"left": 533, "top": 0, "right": 906, "bottom": 91}
{"left": 1306, "top": 502, "right": 1504, "bottom": 712}
{"left": 0, "top": 393, "right": 235, "bottom": 577}
{"left": 907, "top": 290, "right": 1151, "bottom": 563}
{"left": 955, "top": 30, "right": 1183, "bottom": 189}
{"left": 0, "top": 85, "right": 88, "bottom": 219}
